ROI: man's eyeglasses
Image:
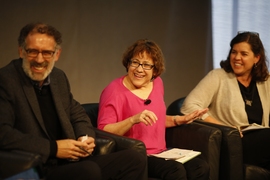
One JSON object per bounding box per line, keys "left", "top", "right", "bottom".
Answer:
{"left": 130, "top": 60, "right": 154, "bottom": 70}
{"left": 237, "top": 31, "right": 259, "bottom": 37}
{"left": 24, "top": 48, "right": 55, "bottom": 59}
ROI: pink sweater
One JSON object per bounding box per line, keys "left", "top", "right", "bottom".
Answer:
{"left": 98, "top": 76, "right": 166, "bottom": 154}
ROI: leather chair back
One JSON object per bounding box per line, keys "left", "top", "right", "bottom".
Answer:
{"left": 81, "top": 103, "right": 99, "bottom": 127}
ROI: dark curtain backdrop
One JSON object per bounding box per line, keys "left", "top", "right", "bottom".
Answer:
{"left": 0, "top": 0, "right": 213, "bottom": 106}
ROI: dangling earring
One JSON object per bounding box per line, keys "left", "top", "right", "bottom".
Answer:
{"left": 254, "top": 63, "right": 257, "bottom": 68}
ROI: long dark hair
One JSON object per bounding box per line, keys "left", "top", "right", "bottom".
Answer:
{"left": 220, "top": 32, "right": 269, "bottom": 82}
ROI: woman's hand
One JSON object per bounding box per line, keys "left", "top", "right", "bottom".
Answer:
{"left": 233, "top": 126, "right": 243, "bottom": 138}
{"left": 174, "top": 108, "right": 208, "bottom": 125}
{"left": 130, "top": 110, "right": 158, "bottom": 126}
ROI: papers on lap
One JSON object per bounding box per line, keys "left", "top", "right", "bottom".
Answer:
{"left": 151, "top": 148, "right": 201, "bottom": 164}
{"left": 240, "top": 123, "right": 268, "bottom": 133}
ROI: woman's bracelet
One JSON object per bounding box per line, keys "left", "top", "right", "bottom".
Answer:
{"left": 173, "top": 116, "right": 179, "bottom": 126}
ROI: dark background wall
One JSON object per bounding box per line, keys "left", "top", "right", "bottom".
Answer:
{"left": 0, "top": 0, "right": 213, "bottom": 106}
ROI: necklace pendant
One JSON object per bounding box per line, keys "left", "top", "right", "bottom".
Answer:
{"left": 245, "top": 100, "right": 252, "bottom": 106}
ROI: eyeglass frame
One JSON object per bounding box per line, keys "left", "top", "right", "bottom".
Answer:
{"left": 23, "top": 47, "right": 56, "bottom": 59}
{"left": 129, "top": 59, "right": 154, "bottom": 70}
{"left": 237, "top": 31, "right": 259, "bottom": 37}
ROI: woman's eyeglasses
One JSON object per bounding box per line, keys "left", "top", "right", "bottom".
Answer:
{"left": 237, "top": 31, "right": 259, "bottom": 37}
{"left": 129, "top": 59, "right": 154, "bottom": 70}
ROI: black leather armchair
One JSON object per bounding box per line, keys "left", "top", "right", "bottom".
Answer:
{"left": 167, "top": 97, "right": 270, "bottom": 180}
{"left": 82, "top": 103, "right": 222, "bottom": 180}
{"left": 196, "top": 121, "right": 270, "bottom": 180}
{"left": 0, "top": 106, "right": 147, "bottom": 180}
{"left": 0, "top": 150, "right": 42, "bottom": 179}
{"left": 165, "top": 123, "right": 221, "bottom": 180}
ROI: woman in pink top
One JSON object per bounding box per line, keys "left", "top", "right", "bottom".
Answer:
{"left": 98, "top": 39, "right": 209, "bottom": 180}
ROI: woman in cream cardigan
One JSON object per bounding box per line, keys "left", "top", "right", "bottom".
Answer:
{"left": 181, "top": 31, "right": 270, "bottom": 171}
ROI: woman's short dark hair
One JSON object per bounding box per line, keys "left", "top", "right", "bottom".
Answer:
{"left": 18, "top": 22, "right": 62, "bottom": 48}
{"left": 122, "top": 39, "right": 165, "bottom": 79}
{"left": 220, "top": 32, "right": 269, "bottom": 81}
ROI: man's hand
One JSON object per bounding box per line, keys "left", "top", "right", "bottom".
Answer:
{"left": 78, "top": 135, "right": 95, "bottom": 155}
{"left": 56, "top": 137, "right": 95, "bottom": 160}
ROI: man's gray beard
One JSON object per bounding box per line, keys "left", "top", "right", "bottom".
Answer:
{"left": 22, "top": 58, "right": 54, "bottom": 81}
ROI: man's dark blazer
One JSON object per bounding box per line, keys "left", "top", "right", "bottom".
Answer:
{"left": 0, "top": 59, "right": 95, "bottom": 163}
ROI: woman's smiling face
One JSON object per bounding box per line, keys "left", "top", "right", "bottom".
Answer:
{"left": 230, "top": 42, "right": 260, "bottom": 78}
{"left": 126, "top": 51, "right": 154, "bottom": 89}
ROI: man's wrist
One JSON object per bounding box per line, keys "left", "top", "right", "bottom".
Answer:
{"left": 50, "top": 141, "right": 58, "bottom": 157}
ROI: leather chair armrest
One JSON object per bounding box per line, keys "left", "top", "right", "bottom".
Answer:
{"left": 94, "top": 128, "right": 146, "bottom": 155}
{"left": 245, "top": 164, "right": 270, "bottom": 180}
{"left": 0, "top": 150, "right": 42, "bottom": 179}
{"left": 165, "top": 122, "right": 222, "bottom": 180}
{"left": 94, "top": 128, "right": 147, "bottom": 179}
{"left": 195, "top": 120, "right": 244, "bottom": 180}
{"left": 94, "top": 133, "right": 116, "bottom": 156}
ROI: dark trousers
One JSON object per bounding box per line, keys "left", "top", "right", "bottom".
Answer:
{"left": 242, "top": 128, "right": 270, "bottom": 170}
{"left": 148, "top": 156, "right": 209, "bottom": 180}
{"left": 45, "top": 149, "right": 147, "bottom": 180}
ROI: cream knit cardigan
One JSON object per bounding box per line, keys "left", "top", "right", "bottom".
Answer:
{"left": 181, "top": 68, "right": 270, "bottom": 127}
